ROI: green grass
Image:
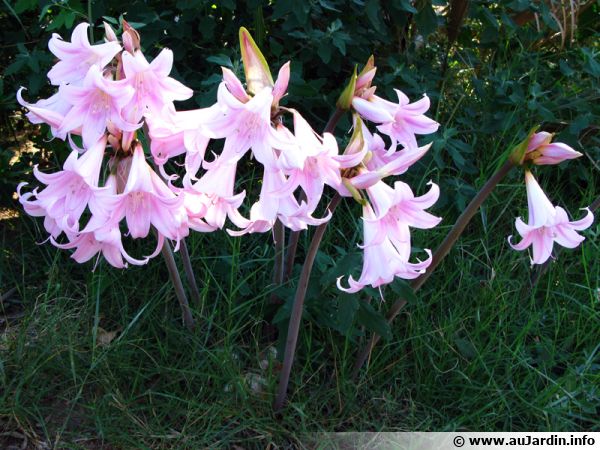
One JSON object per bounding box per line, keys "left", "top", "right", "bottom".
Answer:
{"left": 1, "top": 167, "right": 598, "bottom": 447}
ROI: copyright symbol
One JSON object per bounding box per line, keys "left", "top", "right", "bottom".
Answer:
{"left": 454, "top": 436, "right": 465, "bottom": 447}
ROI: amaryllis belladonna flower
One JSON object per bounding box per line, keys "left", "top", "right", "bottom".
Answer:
{"left": 352, "top": 90, "right": 439, "bottom": 151}
{"left": 508, "top": 171, "right": 594, "bottom": 264}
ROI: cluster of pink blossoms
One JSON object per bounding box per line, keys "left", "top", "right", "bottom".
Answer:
{"left": 18, "top": 22, "right": 591, "bottom": 291}
{"left": 18, "top": 22, "right": 195, "bottom": 268}
{"left": 17, "top": 22, "right": 442, "bottom": 292}
{"left": 334, "top": 63, "right": 442, "bottom": 292}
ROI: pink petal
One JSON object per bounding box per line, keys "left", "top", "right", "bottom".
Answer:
{"left": 352, "top": 97, "right": 394, "bottom": 123}
{"left": 149, "top": 48, "right": 174, "bottom": 77}
{"left": 222, "top": 67, "right": 250, "bottom": 102}
{"left": 531, "top": 229, "right": 554, "bottom": 264}
{"left": 527, "top": 132, "right": 553, "bottom": 151}
{"left": 525, "top": 171, "right": 555, "bottom": 228}
{"left": 568, "top": 208, "right": 594, "bottom": 231}
{"left": 534, "top": 142, "right": 582, "bottom": 165}
{"left": 273, "top": 61, "right": 290, "bottom": 104}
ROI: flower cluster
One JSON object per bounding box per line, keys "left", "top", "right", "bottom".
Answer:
{"left": 17, "top": 22, "right": 439, "bottom": 290}
{"left": 335, "top": 63, "right": 442, "bottom": 293}
{"left": 17, "top": 22, "right": 196, "bottom": 268}
{"left": 22, "top": 21, "right": 592, "bottom": 293}
{"left": 17, "top": 22, "right": 443, "bottom": 292}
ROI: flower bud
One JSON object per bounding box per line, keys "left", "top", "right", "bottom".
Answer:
{"left": 509, "top": 126, "right": 539, "bottom": 166}
{"left": 524, "top": 132, "right": 582, "bottom": 165}
{"left": 336, "top": 65, "right": 357, "bottom": 111}
{"left": 355, "top": 55, "right": 376, "bottom": 95}
{"left": 239, "top": 27, "right": 273, "bottom": 96}
{"left": 122, "top": 20, "right": 141, "bottom": 54}
{"left": 103, "top": 21, "right": 118, "bottom": 42}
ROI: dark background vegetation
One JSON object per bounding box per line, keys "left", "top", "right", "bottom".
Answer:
{"left": 1, "top": 1, "right": 599, "bottom": 447}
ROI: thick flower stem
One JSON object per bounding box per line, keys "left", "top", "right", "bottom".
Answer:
{"left": 283, "top": 228, "right": 300, "bottom": 281}
{"left": 161, "top": 240, "right": 195, "bottom": 332}
{"left": 273, "top": 193, "right": 342, "bottom": 411}
{"left": 352, "top": 159, "right": 515, "bottom": 378}
{"left": 270, "top": 220, "right": 286, "bottom": 304}
{"left": 179, "top": 239, "right": 202, "bottom": 305}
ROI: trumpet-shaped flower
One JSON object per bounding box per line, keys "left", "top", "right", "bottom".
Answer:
{"left": 352, "top": 90, "right": 438, "bottom": 150}
{"left": 17, "top": 90, "right": 72, "bottom": 139}
{"left": 103, "top": 145, "right": 187, "bottom": 241}
{"left": 121, "top": 48, "right": 193, "bottom": 123}
{"left": 351, "top": 143, "right": 433, "bottom": 189}
{"left": 524, "top": 131, "right": 582, "bottom": 165}
{"left": 58, "top": 65, "right": 139, "bottom": 148}
{"left": 47, "top": 23, "right": 121, "bottom": 85}
{"left": 51, "top": 221, "right": 146, "bottom": 269}
{"left": 337, "top": 204, "right": 433, "bottom": 293}
{"left": 17, "top": 136, "right": 108, "bottom": 236}
{"left": 50, "top": 177, "right": 154, "bottom": 269}
{"left": 146, "top": 106, "right": 219, "bottom": 177}
{"left": 202, "top": 72, "right": 296, "bottom": 168}
{"left": 508, "top": 171, "right": 594, "bottom": 264}
{"left": 229, "top": 168, "right": 331, "bottom": 235}
{"left": 365, "top": 180, "right": 441, "bottom": 242}
{"left": 184, "top": 162, "right": 249, "bottom": 230}
{"left": 281, "top": 112, "right": 366, "bottom": 210}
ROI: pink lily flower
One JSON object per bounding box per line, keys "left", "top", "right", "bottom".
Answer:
{"left": 17, "top": 136, "right": 108, "bottom": 236}
{"left": 184, "top": 162, "right": 249, "bottom": 230}
{"left": 352, "top": 90, "right": 439, "bottom": 150}
{"left": 508, "top": 171, "right": 594, "bottom": 264}
{"left": 280, "top": 112, "right": 366, "bottom": 210}
{"left": 50, "top": 177, "right": 155, "bottom": 269}
{"left": 52, "top": 221, "right": 148, "bottom": 269}
{"left": 366, "top": 180, "right": 441, "bottom": 240}
{"left": 121, "top": 48, "right": 193, "bottom": 123}
{"left": 47, "top": 23, "right": 121, "bottom": 85}
{"left": 201, "top": 71, "right": 296, "bottom": 168}
{"left": 229, "top": 168, "right": 331, "bottom": 235}
{"left": 360, "top": 123, "right": 389, "bottom": 166}
{"left": 350, "top": 143, "right": 433, "bottom": 190}
{"left": 337, "top": 204, "right": 433, "bottom": 293}
{"left": 524, "top": 132, "right": 582, "bottom": 165}
{"left": 58, "top": 65, "right": 139, "bottom": 148}
{"left": 146, "top": 106, "right": 218, "bottom": 177}
{"left": 103, "top": 145, "right": 187, "bottom": 241}
{"left": 179, "top": 189, "right": 215, "bottom": 233}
